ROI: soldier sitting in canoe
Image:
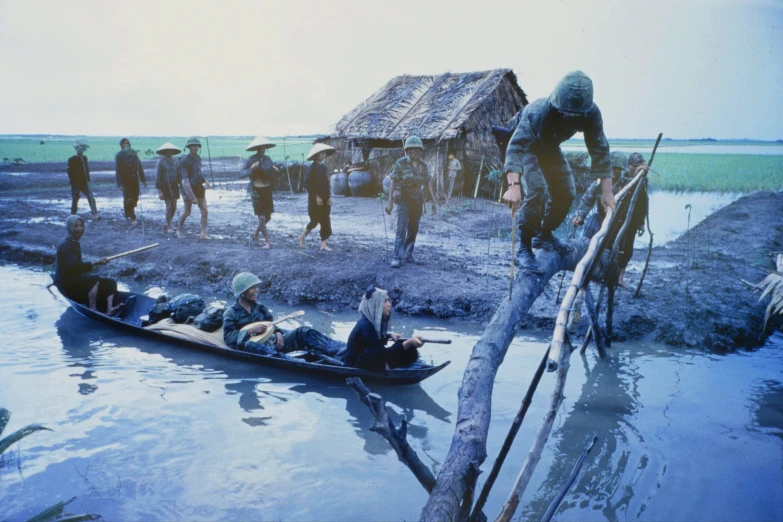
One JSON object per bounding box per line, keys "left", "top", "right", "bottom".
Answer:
{"left": 222, "top": 272, "right": 346, "bottom": 360}
{"left": 54, "top": 215, "right": 121, "bottom": 314}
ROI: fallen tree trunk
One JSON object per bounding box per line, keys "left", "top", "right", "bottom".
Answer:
{"left": 420, "top": 241, "right": 592, "bottom": 522}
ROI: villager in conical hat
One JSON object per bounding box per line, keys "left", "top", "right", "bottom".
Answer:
{"left": 67, "top": 142, "right": 99, "bottom": 219}
{"left": 385, "top": 135, "right": 437, "bottom": 268}
{"left": 344, "top": 287, "right": 422, "bottom": 372}
{"left": 155, "top": 143, "right": 182, "bottom": 233}
{"left": 241, "top": 137, "right": 281, "bottom": 248}
{"left": 156, "top": 142, "right": 181, "bottom": 155}
{"left": 246, "top": 136, "right": 276, "bottom": 152}
{"left": 177, "top": 136, "right": 211, "bottom": 240}
{"left": 306, "top": 143, "right": 335, "bottom": 161}
{"left": 500, "top": 70, "right": 613, "bottom": 273}
{"left": 299, "top": 144, "right": 334, "bottom": 251}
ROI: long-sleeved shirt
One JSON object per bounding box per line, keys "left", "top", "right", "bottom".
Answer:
{"left": 54, "top": 236, "right": 93, "bottom": 287}
{"left": 155, "top": 156, "right": 181, "bottom": 192}
{"left": 389, "top": 157, "right": 430, "bottom": 201}
{"left": 504, "top": 98, "right": 611, "bottom": 181}
{"left": 67, "top": 155, "right": 90, "bottom": 186}
{"left": 345, "top": 315, "right": 404, "bottom": 368}
{"left": 222, "top": 300, "right": 274, "bottom": 349}
{"left": 306, "top": 162, "right": 330, "bottom": 203}
{"left": 115, "top": 149, "right": 146, "bottom": 189}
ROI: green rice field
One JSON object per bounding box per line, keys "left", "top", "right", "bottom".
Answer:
{"left": 1, "top": 136, "right": 781, "bottom": 193}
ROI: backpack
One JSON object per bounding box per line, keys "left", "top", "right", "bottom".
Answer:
{"left": 193, "top": 303, "right": 226, "bottom": 333}
{"left": 169, "top": 293, "right": 206, "bottom": 324}
{"left": 148, "top": 295, "right": 171, "bottom": 324}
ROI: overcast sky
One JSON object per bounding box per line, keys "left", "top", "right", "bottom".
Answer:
{"left": 0, "top": 0, "right": 780, "bottom": 139}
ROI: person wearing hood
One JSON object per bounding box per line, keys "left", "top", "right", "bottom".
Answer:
{"left": 155, "top": 142, "right": 182, "bottom": 233}
{"left": 345, "top": 287, "right": 423, "bottom": 372}
{"left": 299, "top": 143, "right": 335, "bottom": 251}
{"left": 54, "top": 215, "right": 120, "bottom": 314}
{"left": 177, "top": 137, "right": 211, "bottom": 240}
{"left": 502, "top": 71, "right": 615, "bottom": 273}
{"left": 115, "top": 137, "right": 146, "bottom": 224}
{"left": 223, "top": 272, "right": 346, "bottom": 359}
{"left": 66, "top": 142, "right": 99, "bottom": 219}
{"left": 241, "top": 136, "right": 279, "bottom": 248}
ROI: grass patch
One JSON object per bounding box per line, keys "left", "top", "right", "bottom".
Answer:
{"left": 650, "top": 153, "right": 782, "bottom": 192}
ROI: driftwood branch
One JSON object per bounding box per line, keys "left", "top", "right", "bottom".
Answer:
{"left": 346, "top": 377, "right": 436, "bottom": 493}
{"left": 540, "top": 435, "right": 598, "bottom": 522}
{"left": 582, "top": 286, "right": 606, "bottom": 357}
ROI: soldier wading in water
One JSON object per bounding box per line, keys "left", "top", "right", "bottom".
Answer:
{"left": 502, "top": 70, "right": 616, "bottom": 273}
{"left": 385, "top": 136, "right": 437, "bottom": 268}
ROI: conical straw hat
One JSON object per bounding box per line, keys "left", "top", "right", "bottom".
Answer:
{"left": 246, "top": 136, "right": 276, "bottom": 151}
{"left": 306, "top": 143, "right": 336, "bottom": 161}
{"left": 156, "top": 142, "right": 182, "bottom": 155}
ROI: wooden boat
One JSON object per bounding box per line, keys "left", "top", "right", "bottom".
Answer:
{"left": 62, "top": 291, "right": 451, "bottom": 384}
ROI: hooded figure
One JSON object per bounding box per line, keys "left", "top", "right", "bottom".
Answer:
{"left": 54, "top": 215, "right": 119, "bottom": 313}
{"left": 345, "top": 287, "right": 421, "bottom": 371}
{"left": 115, "top": 137, "right": 147, "bottom": 223}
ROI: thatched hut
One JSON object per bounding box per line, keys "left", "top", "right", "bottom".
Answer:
{"left": 318, "top": 69, "right": 528, "bottom": 198}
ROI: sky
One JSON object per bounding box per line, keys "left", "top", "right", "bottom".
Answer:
{"left": 0, "top": 0, "right": 781, "bottom": 140}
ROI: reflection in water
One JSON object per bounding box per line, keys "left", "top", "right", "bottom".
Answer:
{"left": 56, "top": 308, "right": 101, "bottom": 395}
{"left": 522, "top": 349, "right": 655, "bottom": 521}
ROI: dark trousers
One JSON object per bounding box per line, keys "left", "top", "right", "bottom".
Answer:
{"left": 71, "top": 184, "right": 97, "bottom": 215}
{"left": 393, "top": 199, "right": 423, "bottom": 261}
{"left": 244, "top": 326, "right": 346, "bottom": 359}
{"left": 306, "top": 205, "right": 332, "bottom": 241}
{"left": 123, "top": 192, "right": 138, "bottom": 220}
{"left": 356, "top": 343, "right": 418, "bottom": 373}
{"left": 518, "top": 149, "right": 575, "bottom": 241}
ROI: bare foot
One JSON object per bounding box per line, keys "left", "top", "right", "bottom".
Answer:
{"left": 320, "top": 242, "right": 332, "bottom": 251}
{"left": 200, "top": 233, "right": 212, "bottom": 240}
{"left": 131, "top": 219, "right": 137, "bottom": 225}
{"left": 176, "top": 229, "right": 184, "bottom": 239}
{"left": 251, "top": 233, "right": 261, "bottom": 246}
{"left": 262, "top": 241, "right": 272, "bottom": 249}
{"left": 166, "top": 227, "right": 175, "bottom": 234}
{"left": 298, "top": 234, "right": 306, "bottom": 248}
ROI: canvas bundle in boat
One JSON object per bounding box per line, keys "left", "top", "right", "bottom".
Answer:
{"left": 193, "top": 303, "right": 226, "bottom": 332}
{"left": 169, "top": 294, "right": 206, "bottom": 324}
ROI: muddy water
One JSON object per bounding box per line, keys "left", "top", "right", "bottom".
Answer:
{"left": 1, "top": 264, "right": 782, "bottom": 521}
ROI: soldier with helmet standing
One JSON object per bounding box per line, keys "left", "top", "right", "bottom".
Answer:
{"left": 177, "top": 136, "right": 212, "bottom": 240}
{"left": 503, "top": 70, "right": 615, "bottom": 273}
{"left": 385, "top": 136, "right": 437, "bottom": 268}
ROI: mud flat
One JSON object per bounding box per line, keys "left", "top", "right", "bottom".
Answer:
{"left": 0, "top": 167, "right": 780, "bottom": 352}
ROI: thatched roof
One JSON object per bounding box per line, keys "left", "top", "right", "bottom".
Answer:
{"left": 329, "top": 69, "right": 527, "bottom": 142}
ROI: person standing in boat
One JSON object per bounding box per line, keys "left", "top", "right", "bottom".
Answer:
{"left": 223, "top": 272, "right": 345, "bottom": 358}
{"left": 345, "top": 287, "right": 422, "bottom": 372}
{"left": 241, "top": 136, "right": 278, "bottom": 248}
{"left": 298, "top": 143, "right": 335, "bottom": 251}
{"left": 54, "top": 215, "right": 120, "bottom": 314}
{"left": 115, "top": 137, "right": 146, "bottom": 224}
{"left": 67, "top": 142, "right": 99, "bottom": 219}
{"left": 155, "top": 142, "right": 182, "bottom": 233}
{"left": 385, "top": 136, "right": 437, "bottom": 268}
{"left": 177, "top": 137, "right": 211, "bottom": 240}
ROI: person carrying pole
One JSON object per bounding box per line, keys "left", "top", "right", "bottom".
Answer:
{"left": 115, "top": 137, "right": 146, "bottom": 225}
{"left": 67, "top": 141, "right": 99, "bottom": 219}
{"left": 241, "top": 136, "right": 278, "bottom": 248}
{"left": 385, "top": 136, "right": 437, "bottom": 268}
{"left": 299, "top": 143, "right": 336, "bottom": 251}
{"left": 177, "top": 137, "right": 212, "bottom": 240}
{"left": 572, "top": 151, "right": 630, "bottom": 238}
{"left": 155, "top": 142, "right": 182, "bottom": 233}
{"left": 502, "top": 71, "right": 615, "bottom": 273}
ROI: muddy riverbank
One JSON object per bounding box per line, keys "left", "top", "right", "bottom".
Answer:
{"left": 0, "top": 167, "right": 780, "bottom": 351}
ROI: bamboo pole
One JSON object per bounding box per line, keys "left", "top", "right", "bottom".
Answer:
{"left": 540, "top": 436, "right": 598, "bottom": 522}
{"left": 473, "top": 154, "right": 485, "bottom": 199}
{"left": 105, "top": 243, "right": 159, "bottom": 262}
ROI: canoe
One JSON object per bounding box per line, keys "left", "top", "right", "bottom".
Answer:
{"left": 61, "top": 291, "right": 451, "bottom": 384}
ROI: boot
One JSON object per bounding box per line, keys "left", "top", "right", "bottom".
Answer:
{"left": 515, "top": 240, "right": 542, "bottom": 273}
{"left": 532, "top": 231, "right": 571, "bottom": 255}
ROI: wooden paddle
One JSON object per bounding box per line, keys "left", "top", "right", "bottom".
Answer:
{"left": 105, "top": 243, "right": 159, "bottom": 262}
{"left": 397, "top": 337, "right": 452, "bottom": 345}
{"left": 242, "top": 310, "right": 305, "bottom": 344}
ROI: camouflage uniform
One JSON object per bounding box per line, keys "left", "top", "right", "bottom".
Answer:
{"left": 390, "top": 156, "right": 430, "bottom": 261}
{"left": 575, "top": 151, "right": 629, "bottom": 236}
{"left": 504, "top": 97, "right": 611, "bottom": 242}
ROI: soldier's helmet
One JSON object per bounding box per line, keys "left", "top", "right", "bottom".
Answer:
{"left": 404, "top": 136, "right": 424, "bottom": 150}
{"left": 610, "top": 151, "right": 629, "bottom": 175}
{"left": 628, "top": 152, "right": 645, "bottom": 167}
{"left": 232, "top": 272, "right": 262, "bottom": 297}
{"left": 549, "top": 71, "right": 594, "bottom": 116}
{"left": 184, "top": 136, "right": 202, "bottom": 149}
